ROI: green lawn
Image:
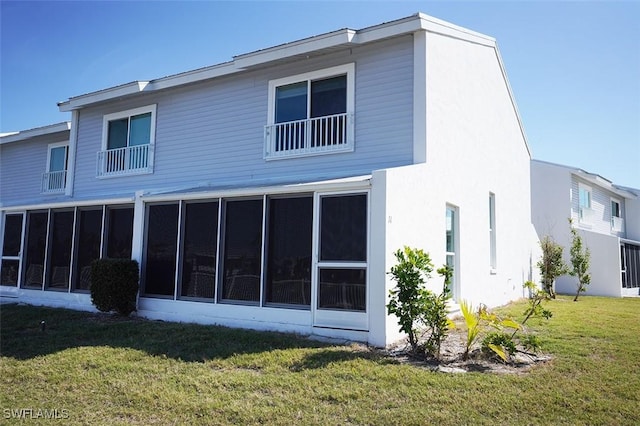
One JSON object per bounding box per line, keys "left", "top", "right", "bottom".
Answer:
{"left": 1, "top": 296, "right": 639, "bottom": 425}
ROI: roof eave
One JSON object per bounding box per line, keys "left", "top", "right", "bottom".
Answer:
{"left": 0, "top": 121, "right": 71, "bottom": 145}
{"left": 58, "top": 81, "right": 149, "bottom": 112}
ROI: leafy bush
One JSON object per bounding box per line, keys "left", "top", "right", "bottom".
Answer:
{"left": 90, "top": 258, "right": 139, "bottom": 316}
{"left": 537, "top": 236, "right": 568, "bottom": 298}
{"left": 521, "top": 334, "right": 542, "bottom": 353}
{"left": 422, "top": 266, "right": 454, "bottom": 358}
{"left": 568, "top": 219, "right": 591, "bottom": 301}
{"left": 387, "top": 247, "right": 453, "bottom": 357}
{"left": 460, "top": 301, "right": 520, "bottom": 360}
{"left": 522, "top": 281, "right": 553, "bottom": 325}
{"left": 482, "top": 332, "right": 517, "bottom": 361}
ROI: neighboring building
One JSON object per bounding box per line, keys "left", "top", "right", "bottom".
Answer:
{"left": 0, "top": 13, "right": 539, "bottom": 347}
{"left": 531, "top": 159, "right": 640, "bottom": 297}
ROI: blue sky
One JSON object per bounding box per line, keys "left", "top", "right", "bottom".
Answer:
{"left": 1, "top": 1, "right": 638, "bottom": 187}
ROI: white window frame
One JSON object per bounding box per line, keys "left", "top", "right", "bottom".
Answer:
{"left": 42, "top": 142, "right": 69, "bottom": 193}
{"left": 578, "top": 183, "right": 593, "bottom": 224}
{"left": 445, "top": 204, "right": 460, "bottom": 301}
{"left": 611, "top": 198, "right": 621, "bottom": 218}
{"left": 489, "top": 193, "right": 497, "bottom": 272}
{"left": 312, "top": 189, "right": 369, "bottom": 331}
{"left": 101, "top": 105, "right": 157, "bottom": 151}
{"left": 98, "top": 104, "right": 157, "bottom": 178}
{"left": 611, "top": 197, "right": 623, "bottom": 232}
{"left": 265, "top": 63, "right": 355, "bottom": 160}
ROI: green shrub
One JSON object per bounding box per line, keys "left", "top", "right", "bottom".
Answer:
{"left": 387, "top": 247, "right": 434, "bottom": 352}
{"left": 90, "top": 258, "right": 139, "bottom": 316}
{"left": 422, "top": 266, "right": 454, "bottom": 358}
{"left": 568, "top": 219, "right": 591, "bottom": 301}
{"left": 537, "top": 236, "right": 568, "bottom": 298}
{"left": 482, "top": 332, "right": 517, "bottom": 361}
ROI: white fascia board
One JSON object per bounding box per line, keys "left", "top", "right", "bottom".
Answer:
{"left": 0, "top": 121, "right": 71, "bottom": 145}
{"left": 0, "top": 196, "right": 134, "bottom": 212}
{"left": 58, "top": 81, "right": 149, "bottom": 112}
{"left": 147, "top": 61, "right": 237, "bottom": 91}
{"left": 572, "top": 170, "right": 637, "bottom": 199}
{"left": 417, "top": 13, "right": 496, "bottom": 46}
{"left": 141, "top": 175, "right": 372, "bottom": 203}
{"left": 233, "top": 29, "right": 356, "bottom": 69}
{"left": 494, "top": 44, "right": 532, "bottom": 157}
{"left": 54, "top": 13, "right": 499, "bottom": 111}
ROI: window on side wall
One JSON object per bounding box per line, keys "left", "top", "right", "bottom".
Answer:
{"left": 578, "top": 183, "right": 592, "bottom": 224}
{"left": 98, "top": 105, "right": 156, "bottom": 177}
{"left": 265, "top": 64, "right": 355, "bottom": 159}
{"left": 489, "top": 193, "right": 496, "bottom": 272}
{"left": 445, "top": 205, "right": 459, "bottom": 300}
{"left": 42, "top": 143, "right": 68, "bottom": 193}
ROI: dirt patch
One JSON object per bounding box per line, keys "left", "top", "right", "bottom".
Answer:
{"left": 378, "top": 327, "right": 552, "bottom": 374}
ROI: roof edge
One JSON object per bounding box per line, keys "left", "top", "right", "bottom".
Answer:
{"left": 57, "top": 12, "right": 497, "bottom": 111}
{"left": 0, "top": 121, "right": 71, "bottom": 145}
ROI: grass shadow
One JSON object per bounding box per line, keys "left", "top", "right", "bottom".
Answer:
{"left": 0, "top": 303, "right": 356, "bottom": 364}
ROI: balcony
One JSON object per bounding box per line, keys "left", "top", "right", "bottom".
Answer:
{"left": 41, "top": 170, "right": 67, "bottom": 193}
{"left": 264, "top": 113, "right": 353, "bottom": 159}
{"left": 97, "top": 144, "right": 152, "bottom": 178}
{"left": 612, "top": 216, "right": 624, "bottom": 233}
{"left": 579, "top": 207, "right": 595, "bottom": 225}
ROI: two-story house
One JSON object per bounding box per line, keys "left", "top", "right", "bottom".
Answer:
{"left": 531, "top": 159, "right": 640, "bottom": 297}
{"left": 0, "top": 13, "right": 539, "bottom": 347}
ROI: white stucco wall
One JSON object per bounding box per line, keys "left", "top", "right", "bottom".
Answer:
{"left": 555, "top": 229, "right": 622, "bottom": 298}
{"left": 423, "top": 32, "right": 539, "bottom": 308}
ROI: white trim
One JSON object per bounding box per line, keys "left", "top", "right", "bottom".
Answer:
{"left": 578, "top": 182, "right": 592, "bottom": 220}
{"left": 235, "top": 29, "right": 356, "bottom": 68}
{"left": 0, "top": 122, "right": 70, "bottom": 145}
{"left": 59, "top": 82, "right": 149, "bottom": 112}
{"left": 312, "top": 190, "right": 369, "bottom": 331}
{"left": 65, "top": 111, "right": 79, "bottom": 196}
{"left": 489, "top": 192, "right": 497, "bottom": 270}
{"left": 101, "top": 104, "right": 157, "bottom": 151}
{"left": 445, "top": 204, "right": 459, "bottom": 302}
{"left": 267, "top": 63, "right": 355, "bottom": 125}
{"left": 610, "top": 197, "right": 622, "bottom": 218}
{"left": 1, "top": 197, "right": 135, "bottom": 213}
{"left": 0, "top": 212, "right": 26, "bottom": 287}
{"left": 265, "top": 64, "right": 355, "bottom": 160}
{"left": 56, "top": 13, "right": 502, "bottom": 113}
{"left": 142, "top": 175, "right": 372, "bottom": 203}
{"left": 45, "top": 142, "right": 69, "bottom": 173}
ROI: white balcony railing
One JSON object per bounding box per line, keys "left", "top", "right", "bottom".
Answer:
{"left": 612, "top": 216, "right": 624, "bottom": 233}
{"left": 97, "top": 144, "right": 152, "bottom": 177}
{"left": 41, "top": 170, "right": 67, "bottom": 193}
{"left": 579, "top": 207, "right": 595, "bottom": 224}
{"left": 264, "top": 113, "right": 353, "bottom": 159}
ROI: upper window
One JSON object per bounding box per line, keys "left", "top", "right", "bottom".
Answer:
{"left": 611, "top": 199, "right": 621, "bottom": 218}
{"left": 578, "top": 183, "right": 592, "bottom": 223}
{"left": 98, "top": 105, "right": 156, "bottom": 177}
{"left": 265, "top": 64, "right": 355, "bottom": 159}
{"left": 611, "top": 199, "right": 623, "bottom": 232}
{"left": 42, "top": 143, "right": 68, "bottom": 193}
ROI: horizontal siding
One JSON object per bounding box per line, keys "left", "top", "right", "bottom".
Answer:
{"left": 0, "top": 133, "right": 68, "bottom": 206}
{"left": 71, "top": 35, "right": 414, "bottom": 199}
{"left": 572, "top": 176, "right": 626, "bottom": 237}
